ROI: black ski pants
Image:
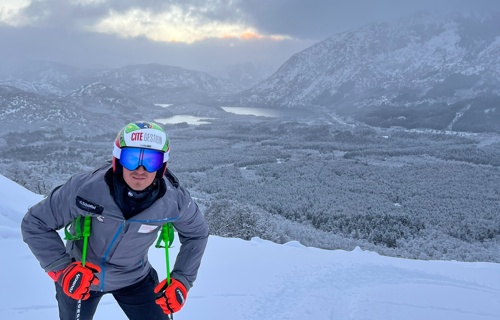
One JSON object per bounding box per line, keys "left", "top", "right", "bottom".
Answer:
{"left": 55, "top": 267, "right": 170, "bottom": 320}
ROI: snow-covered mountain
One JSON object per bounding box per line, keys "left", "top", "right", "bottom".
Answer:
{"left": 236, "top": 12, "right": 500, "bottom": 133}
{"left": 65, "top": 82, "right": 171, "bottom": 118}
{"left": 0, "top": 62, "right": 240, "bottom": 104}
{"left": 0, "top": 61, "right": 94, "bottom": 96}
{"left": 0, "top": 85, "right": 82, "bottom": 129}
{"left": 0, "top": 83, "right": 169, "bottom": 134}
{"left": 207, "top": 61, "right": 279, "bottom": 92}
{"left": 94, "top": 63, "right": 239, "bottom": 104}
{"left": 2, "top": 12, "right": 499, "bottom": 133}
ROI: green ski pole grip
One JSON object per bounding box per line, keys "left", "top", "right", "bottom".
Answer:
{"left": 162, "top": 224, "right": 172, "bottom": 285}
{"left": 81, "top": 216, "right": 91, "bottom": 266}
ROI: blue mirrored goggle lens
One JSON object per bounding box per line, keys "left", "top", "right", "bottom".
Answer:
{"left": 119, "top": 148, "right": 164, "bottom": 173}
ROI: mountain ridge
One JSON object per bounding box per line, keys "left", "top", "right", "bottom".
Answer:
{"left": 233, "top": 11, "right": 500, "bottom": 133}
{"left": 1, "top": 11, "right": 499, "bottom": 133}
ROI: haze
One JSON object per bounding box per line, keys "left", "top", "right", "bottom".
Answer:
{"left": 0, "top": 0, "right": 499, "bottom": 73}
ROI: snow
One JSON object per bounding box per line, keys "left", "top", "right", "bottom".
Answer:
{"left": 1, "top": 173, "right": 499, "bottom": 320}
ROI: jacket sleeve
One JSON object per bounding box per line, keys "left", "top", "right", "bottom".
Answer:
{"left": 21, "top": 176, "right": 81, "bottom": 273}
{"left": 171, "top": 186, "right": 209, "bottom": 291}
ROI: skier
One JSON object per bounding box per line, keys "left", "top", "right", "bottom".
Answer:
{"left": 21, "top": 121, "right": 209, "bottom": 320}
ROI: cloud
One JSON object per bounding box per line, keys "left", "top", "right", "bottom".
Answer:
{"left": 1, "top": 0, "right": 291, "bottom": 44}
{"left": 4, "top": 0, "right": 500, "bottom": 41}
{"left": 0, "top": 0, "right": 499, "bottom": 72}
{"left": 239, "top": 0, "right": 500, "bottom": 40}
{"left": 0, "top": 0, "right": 31, "bottom": 27}
{"left": 88, "top": 6, "right": 288, "bottom": 44}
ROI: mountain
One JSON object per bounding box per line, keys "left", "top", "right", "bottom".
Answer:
{"left": 235, "top": 12, "right": 500, "bottom": 133}
{"left": 1, "top": 173, "right": 499, "bottom": 320}
{"left": 94, "top": 63, "right": 239, "bottom": 104}
{"left": 207, "top": 61, "right": 279, "bottom": 92}
{"left": 0, "top": 85, "right": 82, "bottom": 130}
{"left": 65, "top": 82, "right": 171, "bottom": 119}
{"left": 0, "top": 61, "right": 94, "bottom": 96}
{"left": 0, "top": 62, "right": 241, "bottom": 104}
{"left": 0, "top": 82, "right": 169, "bottom": 135}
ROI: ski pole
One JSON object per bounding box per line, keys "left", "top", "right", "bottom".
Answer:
{"left": 164, "top": 225, "right": 173, "bottom": 320}
{"left": 76, "top": 216, "right": 92, "bottom": 320}
{"left": 81, "top": 216, "right": 91, "bottom": 267}
{"left": 156, "top": 223, "right": 174, "bottom": 319}
{"left": 156, "top": 223, "right": 174, "bottom": 284}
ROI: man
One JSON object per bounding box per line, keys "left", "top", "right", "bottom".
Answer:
{"left": 21, "top": 121, "right": 209, "bottom": 320}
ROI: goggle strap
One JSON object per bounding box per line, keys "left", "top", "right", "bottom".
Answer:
{"left": 113, "top": 144, "right": 122, "bottom": 159}
{"left": 163, "top": 149, "right": 170, "bottom": 163}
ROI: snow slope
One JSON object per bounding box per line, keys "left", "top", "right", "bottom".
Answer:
{"left": 1, "top": 174, "right": 499, "bottom": 320}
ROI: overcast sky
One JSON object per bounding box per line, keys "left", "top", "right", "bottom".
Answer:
{"left": 0, "top": 0, "right": 499, "bottom": 73}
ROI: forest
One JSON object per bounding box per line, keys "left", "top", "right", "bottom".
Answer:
{"left": 1, "top": 115, "right": 499, "bottom": 263}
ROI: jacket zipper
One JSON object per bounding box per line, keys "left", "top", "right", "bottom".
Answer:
{"left": 100, "top": 222, "right": 125, "bottom": 292}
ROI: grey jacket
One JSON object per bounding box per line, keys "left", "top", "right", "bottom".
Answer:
{"left": 21, "top": 164, "right": 208, "bottom": 292}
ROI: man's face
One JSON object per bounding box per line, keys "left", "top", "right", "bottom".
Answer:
{"left": 122, "top": 165, "right": 156, "bottom": 191}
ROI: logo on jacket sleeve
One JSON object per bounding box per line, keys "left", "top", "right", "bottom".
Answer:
{"left": 76, "top": 196, "right": 104, "bottom": 214}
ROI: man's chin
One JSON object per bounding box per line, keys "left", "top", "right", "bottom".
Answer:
{"left": 130, "top": 184, "right": 147, "bottom": 191}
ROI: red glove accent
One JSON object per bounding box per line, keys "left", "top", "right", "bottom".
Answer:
{"left": 59, "top": 262, "right": 101, "bottom": 300}
{"left": 47, "top": 269, "right": 64, "bottom": 282}
{"left": 154, "top": 278, "right": 188, "bottom": 314}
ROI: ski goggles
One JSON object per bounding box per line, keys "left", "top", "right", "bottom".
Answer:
{"left": 119, "top": 147, "right": 165, "bottom": 173}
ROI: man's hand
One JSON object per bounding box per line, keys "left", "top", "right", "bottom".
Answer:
{"left": 154, "top": 278, "right": 188, "bottom": 314}
{"left": 50, "top": 262, "right": 101, "bottom": 300}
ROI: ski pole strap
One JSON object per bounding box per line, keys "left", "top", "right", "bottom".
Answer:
{"left": 63, "top": 216, "right": 92, "bottom": 265}
{"left": 155, "top": 223, "right": 174, "bottom": 249}
{"left": 64, "top": 216, "right": 84, "bottom": 241}
{"left": 63, "top": 215, "right": 92, "bottom": 241}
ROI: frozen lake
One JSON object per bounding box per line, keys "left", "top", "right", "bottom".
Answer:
{"left": 155, "top": 115, "right": 214, "bottom": 125}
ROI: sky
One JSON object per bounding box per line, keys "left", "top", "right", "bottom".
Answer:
{"left": 1, "top": 173, "right": 500, "bottom": 319}
{"left": 1, "top": 0, "right": 499, "bottom": 73}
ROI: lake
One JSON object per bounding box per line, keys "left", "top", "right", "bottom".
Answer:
{"left": 155, "top": 106, "right": 312, "bottom": 125}
{"left": 155, "top": 115, "right": 214, "bottom": 125}
{"left": 221, "top": 107, "right": 287, "bottom": 117}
